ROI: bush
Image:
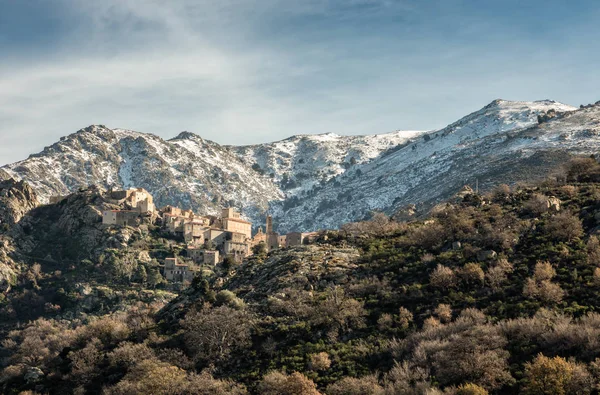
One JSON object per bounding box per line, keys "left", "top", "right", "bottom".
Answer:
{"left": 430, "top": 265, "right": 457, "bottom": 289}
{"left": 458, "top": 263, "right": 485, "bottom": 287}
{"left": 308, "top": 352, "right": 331, "bottom": 371}
{"left": 544, "top": 211, "right": 584, "bottom": 242}
{"left": 215, "top": 290, "right": 245, "bottom": 309}
{"left": 258, "top": 371, "right": 320, "bottom": 395}
{"left": 522, "top": 354, "right": 593, "bottom": 395}
{"left": 434, "top": 304, "right": 453, "bottom": 323}
{"left": 326, "top": 375, "right": 384, "bottom": 395}
{"left": 182, "top": 306, "right": 252, "bottom": 363}
{"left": 456, "top": 383, "right": 489, "bottom": 395}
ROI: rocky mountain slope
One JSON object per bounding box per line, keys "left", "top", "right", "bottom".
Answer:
{"left": 1, "top": 127, "right": 283, "bottom": 223}
{"left": 6, "top": 98, "right": 600, "bottom": 233}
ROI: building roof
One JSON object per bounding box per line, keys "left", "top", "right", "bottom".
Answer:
{"left": 223, "top": 217, "right": 252, "bottom": 225}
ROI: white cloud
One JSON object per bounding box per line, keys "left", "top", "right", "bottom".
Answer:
{"left": 1, "top": 0, "right": 599, "bottom": 165}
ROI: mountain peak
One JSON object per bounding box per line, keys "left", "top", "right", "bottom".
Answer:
{"left": 172, "top": 131, "right": 201, "bottom": 141}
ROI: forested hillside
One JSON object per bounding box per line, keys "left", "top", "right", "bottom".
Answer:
{"left": 5, "top": 157, "right": 600, "bottom": 394}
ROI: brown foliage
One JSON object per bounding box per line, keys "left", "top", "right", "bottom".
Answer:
{"left": 430, "top": 265, "right": 457, "bottom": 289}
{"left": 182, "top": 305, "right": 253, "bottom": 363}
{"left": 544, "top": 211, "right": 584, "bottom": 242}
{"left": 326, "top": 375, "right": 384, "bottom": 395}
{"left": 522, "top": 354, "right": 593, "bottom": 395}
{"left": 308, "top": 352, "right": 331, "bottom": 371}
{"left": 457, "top": 263, "right": 485, "bottom": 287}
{"left": 258, "top": 371, "right": 321, "bottom": 395}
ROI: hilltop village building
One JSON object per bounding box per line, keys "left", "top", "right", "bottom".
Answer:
{"left": 101, "top": 187, "right": 318, "bottom": 283}
{"left": 102, "top": 188, "right": 155, "bottom": 225}
{"left": 164, "top": 257, "right": 195, "bottom": 282}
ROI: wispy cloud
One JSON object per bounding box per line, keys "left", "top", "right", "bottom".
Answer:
{"left": 1, "top": 0, "right": 600, "bottom": 165}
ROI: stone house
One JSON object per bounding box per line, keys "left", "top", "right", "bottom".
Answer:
{"left": 110, "top": 188, "right": 155, "bottom": 214}
{"left": 221, "top": 208, "right": 252, "bottom": 239}
{"left": 102, "top": 210, "right": 141, "bottom": 226}
{"left": 203, "top": 250, "right": 220, "bottom": 265}
{"left": 188, "top": 247, "right": 220, "bottom": 265}
{"left": 205, "top": 228, "right": 225, "bottom": 245}
{"left": 278, "top": 235, "right": 287, "bottom": 248}
{"left": 184, "top": 221, "right": 208, "bottom": 245}
{"left": 163, "top": 257, "right": 195, "bottom": 282}
{"left": 224, "top": 231, "right": 250, "bottom": 261}
{"left": 286, "top": 232, "right": 318, "bottom": 247}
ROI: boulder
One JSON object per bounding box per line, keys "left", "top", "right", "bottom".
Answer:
{"left": 24, "top": 366, "right": 44, "bottom": 383}
{"left": 477, "top": 250, "right": 497, "bottom": 261}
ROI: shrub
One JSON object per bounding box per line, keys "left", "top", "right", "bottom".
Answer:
{"left": 525, "top": 194, "right": 550, "bottom": 216}
{"left": 326, "top": 375, "right": 384, "bottom": 395}
{"left": 258, "top": 371, "right": 321, "bottom": 395}
{"left": 458, "top": 263, "right": 485, "bottom": 287}
{"left": 434, "top": 304, "right": 453, "bottom": 323}
{"left": 182, "top": 306, "right": 252, "bottom": 363}
{"left": 486, "top": 258, "right": 514, "bottom": 290}
{"left": 215, "top": 290, "right": 245, "bottom": 309}
{"left": 397, "top": 307, "right": 414, "bottom": 329}
{"left": 308, "top": 352, "right": 331, "bottom": 371}
{"left": 430, "top": 265, "right": 457, "bottom": 289}
{"left": 456, "top": 383, "right": 489, "bottom": 395}
{"left": 544, "top": 211, "right": 584, "bottom": 242}
{"left": 522, "top": 354, "right": 593, "bottom": 395}
{"left": 587, "top": 236, "right": 600, "bottom": 266}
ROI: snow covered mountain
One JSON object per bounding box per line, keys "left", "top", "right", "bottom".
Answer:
{"left": 1, "top": 126, "right": 283, "bottom": 222}
{"left": 5, "top": 98, "right": 599, "bottom": 233}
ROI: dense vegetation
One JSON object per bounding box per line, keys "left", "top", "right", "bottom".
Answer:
{"left": 5, "top": 157, "right": 600, "bottom": 394}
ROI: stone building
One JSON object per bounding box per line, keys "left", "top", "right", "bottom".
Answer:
{"left": 286, "top": 232, "right": 319, "bottom": 246}
{"left": 163, "top": 257, "right": 195, "bottom": 282}
{"left": 110, "top": 188, "right": 155, "bottom": 214}
{"left": 278, "top": 235, "right": 287, "bottom": 248}
{"left": 203, "top": 250, "right": 220, "bottom": 265}
{"left": 252, "top": 227, "right": 267, "bottom": 247}
{"left": 102, "top": 210, "right": 141, "bottom": 226}
{"left": 205, "top": 228, "right": 226, "bottom": 247}
{"left": 224, "top": 231, "right": 250, "bottom": 262}
{"left": 187, "top": 247, "right": 220, "bottom": 265}
{"left": 221, "top": 208, "right": 252, "bottom": 239}
{"left": 184, "top": 221, "right": 208, "bottom": 245}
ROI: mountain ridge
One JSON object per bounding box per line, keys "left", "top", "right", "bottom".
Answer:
{"left": 4, "top": 98, "right": 596, "bottom": 233}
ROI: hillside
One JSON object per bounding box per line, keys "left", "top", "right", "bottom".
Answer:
{"left": 5, "top": 99, "right": 597, "bottom": 233}
{"left": 5, "top": 158, "right": 600, "bottom": 394}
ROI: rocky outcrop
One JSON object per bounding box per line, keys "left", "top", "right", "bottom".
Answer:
{"left": 0, "top": 178, "right": 39, "bottom": 230}
{"left": 159, "top": 245, "right": 360, "bottom": 323}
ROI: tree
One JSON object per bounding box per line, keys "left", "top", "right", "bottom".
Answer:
{"left": 430, "top": 265, "right": 457, "bottom": 289}
{"left": 434, "top": 304, "right": 453, "bottom": 323}
{"left": 544, "top": 211, "right": 584, "bottom": 242}
{"left": 258, "top": 371, "right": 320, "bottom": 395}
{"left": 587, "top": 236, "right": 600, "bottom": 266}
{"left": 327, "top": 375, "right": 384, "bottom": 395}
{"left": 458, "top": 263, "right": 485, "bottom": 287}
{"left": 182, "top": 306, "right": 252, "bottom": 363}
{"left": 456, "top": 383, "right": 489, "bottom": 395}
{"left": 136, "top": 265, "right": 147, "bottom": 284}
{"left": 486, "top": 258, "right": 513, "bottom": 290}
{"left": 252, "top": 242, "right": 267, "bottom": 256}
{"left": 147, "top": 268, "right": 163, "bottom": 289}
{"left": 522, "top": 354, "right": 593, "bottom": 395}
{"left": 524, "top": 262, "right": 565, "bottom": 304}
{"left": 308, "top": 352, "right": 331, "bottom": 371}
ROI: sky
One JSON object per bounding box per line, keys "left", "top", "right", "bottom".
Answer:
{"left": 1, "top": 0, "right": 600, "bottom": 165}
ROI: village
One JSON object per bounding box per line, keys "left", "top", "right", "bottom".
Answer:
{"left": 98, "top": 187, "right": 318, "bottom": 284}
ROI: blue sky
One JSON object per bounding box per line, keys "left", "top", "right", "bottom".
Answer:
{"left": 1, "top": 0, "right": 600, "bottom": 165}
